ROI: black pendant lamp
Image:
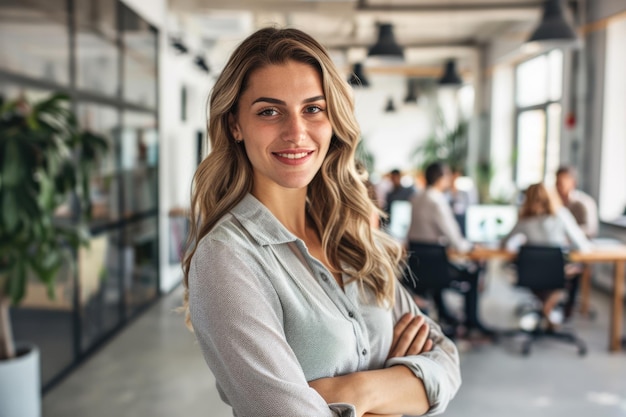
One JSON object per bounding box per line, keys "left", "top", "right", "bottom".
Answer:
{"left": 194, "top": 55, "right": 210, "bottom": 73}
{"left": 438, "top": 59, "right": 462, "bottom": 86}
{"left": 368, "top": 23, "right": 404, "bottom": 61}
{"left": 526, "top": 0, "right": 578, "bottom": 47}
{"left": 404, "top": 78, "right": 419, "bottom": 104}
{"left": 170, "top": 37, "right": 189, "bottom": 54}
{"left": 384, "top": 97, "right": 396, "bottom": 113}
{"left": 347, "top": 63, "right": 370, "bottom": 87}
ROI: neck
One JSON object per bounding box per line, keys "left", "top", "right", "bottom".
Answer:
{"left": 252, "top": 185, "right": 309, "bottom": 237}
{"left": 431, "top": 183, "right": 446, "bottom": 193}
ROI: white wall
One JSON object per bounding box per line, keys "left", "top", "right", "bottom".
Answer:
{"left": 353, "top": 74, "right": 431, "bottom": 174}
{"left": 122, "top": 0, "right": 214, "bottom": 293}
{"left": 353, "top": 73, "right": 475, "bottom": 177}
{"left": 158, "top": 45, "right": 214, "bottom": 293}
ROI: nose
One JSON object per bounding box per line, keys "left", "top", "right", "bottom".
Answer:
{"left": 281, "top": 113, "right": 306, "bottom": 143}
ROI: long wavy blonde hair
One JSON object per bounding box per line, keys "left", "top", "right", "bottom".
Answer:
{"left": 182, "top": 27, "right": 404, "bottom": 328}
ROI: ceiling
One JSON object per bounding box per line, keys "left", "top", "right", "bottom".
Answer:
{"left": 168, "top": 0, "right": 548, "bottom": 76}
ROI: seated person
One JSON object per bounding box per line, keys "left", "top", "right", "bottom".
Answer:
{"left": 556, "top": 165, "right": 599, "bottom": 238}
{"left": 407, "top": 163, "right": 472, "bottom": 253}
{"left": 383, "top": 168, "right": 417, "bottom": 227}
{"left": 407, "top": 162, "right": 489, "bottom": 335}
{"left": 448, "top": 168, "right": 479, "bottom": 234}
{"left": 501, "top": 183, "right": 592, "bottom": 325}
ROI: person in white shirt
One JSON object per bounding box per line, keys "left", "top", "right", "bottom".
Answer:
{"left": 501, "top": 182, "right": 592, "bottom": 324}
{"left": 406, "top": 162, "right": 491, "bottom": 337}
{"left": 407, "top": 163, "right": 472, "bottom": 253}
{"left": 556, "top": 165, "right": 599, "bottom": 238}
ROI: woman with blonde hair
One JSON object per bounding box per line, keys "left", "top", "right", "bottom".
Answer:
{"left": 183, "top": 27, "right": 460, "bottom": 417}
{"left": 501, "top": 182, "right": 591, "bottom": 324}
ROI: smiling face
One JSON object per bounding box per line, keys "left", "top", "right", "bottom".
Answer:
{"left": 229, "top": 60, "right": 333, "bottom": 197}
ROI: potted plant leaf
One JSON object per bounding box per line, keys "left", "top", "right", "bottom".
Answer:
{"left": 412, "top": 108, "right": 469, "bottom": 173}
{"left": 0, "top": 92, "right": 108, "bottom": 417}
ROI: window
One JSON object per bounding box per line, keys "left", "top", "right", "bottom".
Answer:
{"left": 514, "top": 50, "right": 563, "bottom": 189}
{"left": 599, "top": 17, "right": 626, "bottom": 221}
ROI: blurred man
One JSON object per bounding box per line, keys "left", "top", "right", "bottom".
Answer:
{"left": 556, "top": 165, "right": 599, "bottom": 238}
{"left": 407, "top": 162, "right": 491, "bottom": 337}
{"left": 407, "top": 163, "right": 472, "bottom": 252}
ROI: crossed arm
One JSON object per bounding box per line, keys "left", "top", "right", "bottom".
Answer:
{"left": 190, "top": 239, "right": 460, "bottom": 417}
{"left": 310, "top": 313, "right": 433, "bottom": 417}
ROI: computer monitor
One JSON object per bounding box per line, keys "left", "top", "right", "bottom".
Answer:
{"left": 387, "top": 200, "right": 413, "bottom": 242}
{"left": 465, "top": 204, "right": 518, "bottom": 244}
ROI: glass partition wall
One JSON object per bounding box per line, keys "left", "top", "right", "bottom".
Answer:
{"left": 0, "top": 0, "right": 159, "bottom": 390}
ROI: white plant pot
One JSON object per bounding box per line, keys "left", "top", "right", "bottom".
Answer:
{"left": 0, "top": 343, "right": 41, "bottom": 417}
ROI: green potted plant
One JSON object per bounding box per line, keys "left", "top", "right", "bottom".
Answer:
{"left": 0, "top": 92, "right": 108, "bottom": 417}
{"left": 412, "top": 108, "right": 469, "bottom": 173}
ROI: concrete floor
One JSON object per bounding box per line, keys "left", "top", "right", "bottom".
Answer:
{"left": 44, "top": 262, "right": 626, "bottom": 417}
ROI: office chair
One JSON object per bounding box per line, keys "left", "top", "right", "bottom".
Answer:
{"left": 512, "top": 245, "right": 587, "bottom": 356}
{"left": 405, "top": 242, "right": 484, "bottom": 336}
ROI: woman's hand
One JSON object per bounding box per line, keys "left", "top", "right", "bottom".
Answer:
{"left": 310, "top": 375, "right": 404, "bottom": 417}
{"left": 363, "top": 414, "right": 402, "bottom": 417}
{"left": 363, "top": 414, "right": 401, "bottom": 417}
{"left": 309, "top": 374, "right": 366, "bottom": 415}
{"left": 388, "top": 313, "right": 433, "bottom": 359}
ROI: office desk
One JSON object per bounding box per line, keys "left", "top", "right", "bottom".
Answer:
{"left": 451, "top": 246, "right": 626, "bottom": 352}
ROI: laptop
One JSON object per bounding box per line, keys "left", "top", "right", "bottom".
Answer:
{"left": 465, "top": 205, "right": 518, "bottom": 245}
{"left": 387, "top": 200, "right": 413, "bottom": 242}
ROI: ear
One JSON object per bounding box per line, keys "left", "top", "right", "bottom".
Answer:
{"left": 228, "top": 113, "right": 242, "bottom": 141}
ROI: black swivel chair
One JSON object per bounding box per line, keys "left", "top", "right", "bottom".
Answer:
{"left": 405, "top": 242, "right": 485, "bottom": 336}
{"left": 512, "top": 245, "right": 587, "bottom": 356}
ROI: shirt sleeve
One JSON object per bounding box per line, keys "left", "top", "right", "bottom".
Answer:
{"left": 384, "top": 283, "right": 462, "bottom": 415}
{"left": 188, "top": 238, "right": 356, "bottom": 417}
{"left": 500, "top": 220, "right": 525, "bottom": 250}
{"left": 585, "top": 196, "right": 599, "bottom": 238}
{"left": 572, "top": 194, "right": 599, "bottom": 238}
{"left": 433, "top": 198, "right": 473, "bottom": 253}
{"left": 558, "top": 208, "right": 593, "bottom": 252}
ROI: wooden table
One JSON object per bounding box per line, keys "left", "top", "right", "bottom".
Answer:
{"left": 452, "top": 246, "right": 626, "bottom": 352}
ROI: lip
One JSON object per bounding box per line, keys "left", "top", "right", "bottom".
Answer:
{"left": 271, "top": 149, "right": 315, "bottom": 165}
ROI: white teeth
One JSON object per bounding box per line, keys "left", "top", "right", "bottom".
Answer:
{"left": 276, "top": 152, "right": 308, "bottom": 159}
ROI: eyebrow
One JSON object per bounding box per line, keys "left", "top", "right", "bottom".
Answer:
{"left": 251, "top": 95, "right": 326, "bottom": 106}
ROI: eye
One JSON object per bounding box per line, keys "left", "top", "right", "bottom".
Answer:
{"left": 305, "top": 105, "right": 324, "bottom": 114}
{"left": 258, "top": 107, "right": 279, "bottom": 117}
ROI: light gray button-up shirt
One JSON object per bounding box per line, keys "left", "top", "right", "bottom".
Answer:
{"left": 407, "top": 188, "right": 473, "bottom": 253}
{"left": 501, "top": 207, "right": 592, "bottom": 252}
{"left": 189, "top": 194, "right": 461, "bottom": 417}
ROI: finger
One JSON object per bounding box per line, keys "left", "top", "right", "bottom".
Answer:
{"left": 389, "top": 315, "right": 425, "bottom": 358}
{"left": 423, "top": 338, "right": 434, "bottom": 352}
{"left": 389, "top": 313, "right": 414, "bottom": 352}
{"left": 406, "top": 323, "right": 430, "bottom": 356}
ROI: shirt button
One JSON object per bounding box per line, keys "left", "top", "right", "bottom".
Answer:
{"left": 348, "top": 311, "right": 355, "bottom": 318}
{"left": 362, "top": 349, "right": 367, "bottom": 356}
{"left": 321, "top": 274, "right": 329, "bottom": 282}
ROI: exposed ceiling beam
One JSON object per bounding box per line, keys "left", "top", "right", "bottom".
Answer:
{"left": 327, "top": 39, "right": 479, "bottom": 50}
{"left": 170, "top": 0, "right": 541, "bottom": 15}
{"left": 356, "top": 0, "right": 541, "bottom": 13}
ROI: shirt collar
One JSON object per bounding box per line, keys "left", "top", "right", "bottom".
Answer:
{"left": 230, "top": 193, "right": 298, "bottom": 246}
{"left": 426, "top": 187, "right": 453, "bottom": 206}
